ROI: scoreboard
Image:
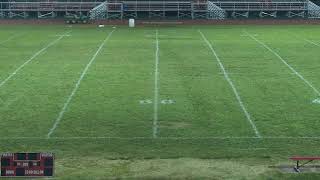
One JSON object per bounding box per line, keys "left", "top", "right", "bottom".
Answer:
{"left": 0, "top": 153, "right": 54, "bottom": 177}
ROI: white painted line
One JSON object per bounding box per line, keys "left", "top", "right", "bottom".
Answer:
{"left": 199, "top": 29, "right": 261, "bottom": 138}
{"left": 0, "top": 33, "right": 23, "bottom": 45}
{"left": 146, "top": 35, "right": 191, "bottom": 39}
{"left": 0, "top": 31, "right": 71, "bottom": 88}
{"left": 244, "top": 30, "right": 320, "bottom": 97}
{"left": 47, "top": 29, "right": 116, "bottom": 138}
{"left": 2, "top": 136, "right": 320, "bottom": 140}
{"left": 240, "top": 34, "right": 258, "bottom": 37}
{"left": 153, "top": 29, "right": 160, "bottom": 138}
{"left": 145, "top": 34, "right": 168, "bottom": 38}
{"left": 55, "top": 34, "right": 71, "bottom": 37}
{"left": 304, "top": 39, "right": 320, "bottom": 47}
{"left": 312, "top": 98, "right": 320, "bottom": 104}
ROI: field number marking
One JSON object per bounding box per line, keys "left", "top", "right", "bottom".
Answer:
{"left": 161, "top": 99, "right": 175, "bottom": 104}
{"left": 139, "top": 99, "right": 152, "bottom": 104}
{"left": 139, "top": 99, "right": 175, "bottom": 105}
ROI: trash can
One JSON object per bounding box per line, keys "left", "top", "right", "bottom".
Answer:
{"left": 129, "top": 19, "right": 135, "bottom": 27}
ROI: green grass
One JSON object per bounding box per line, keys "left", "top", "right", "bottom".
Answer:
{"left": 1, "top": 24, "right": 320, "bottom": 179}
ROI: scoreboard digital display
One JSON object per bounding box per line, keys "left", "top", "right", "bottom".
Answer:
{"left": 0, "top": 153, "right": 54, "bottom": 177}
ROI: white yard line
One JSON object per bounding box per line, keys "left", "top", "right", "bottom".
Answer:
{"left": 153, "top": 29, "right": 160, "bottom": 138}
{"left": 47, "top": 29, "right": 116, "bottom": 138}
{"left": 304, "top": 39, "right": 320, "bottom": 47}
{"left": 0, "top": 33, "right": 24, "bottom": 45}
{"left": 0, "top": 31, "right": 71, "bottom": 88}
{"left": 2, "top": 136, "right": 320, "bottom": 140}
{"left": 284, "top": 30, "right": 320, "bottom": 48}
{"left": 199, "top": 29, "right": 261, "bottom": 138}
{"left": 244, "top": 30, "right": 320, "bottom": 97}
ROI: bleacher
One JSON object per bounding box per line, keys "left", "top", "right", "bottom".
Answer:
{"left": 0, "top": 0, "right": 320, "bottom": 19}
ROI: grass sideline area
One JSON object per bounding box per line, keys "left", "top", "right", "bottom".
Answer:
{"left": 1, "top": 25, "right": 320, "bottom": 179}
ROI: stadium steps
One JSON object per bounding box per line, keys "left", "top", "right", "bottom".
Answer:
{"left": 207, "top": 1, "right": 226, "bottom": 20}
{"left": 89, "top": 1, "right": 107, "bottom": 20}
{"left": 307, "top": 0, "right": 320, "bottom": 18}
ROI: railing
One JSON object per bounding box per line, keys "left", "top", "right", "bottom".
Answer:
{"left": 0, "top": 0, "right": 314, "bottom": 18}
{"left": 193, "top": 2, "right": 208, "bottom": 12}
{"left": 0, "top": 2, "right": 101, "bottom": 11}
{"left": 0, "top": 1, "right": 311, "bottom": 12}
{"left": 0, "top": 1, "right": 207, "bottom": 12}
{"left": 122, "top": 1, "right": 193, "bottom": 11}
{"left": 211, "top": 1, "right": 308, "bottom": 11}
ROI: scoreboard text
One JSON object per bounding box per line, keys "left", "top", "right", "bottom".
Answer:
{"left": 0, "top": 153, "right": 54, "bottom": 177}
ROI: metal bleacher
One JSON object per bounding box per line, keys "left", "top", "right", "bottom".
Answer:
{"left": 89, "top": 1, "right": 224, "bottom": 19}
{"left": 0, "top": 0, "right": 320, "bottom": 19}
{"left": 212, "top": 0, "right": 310, "bottom": 18}
{"left": 307, "top": 0, "right": 320, "bottom": 18}
{"left": 91, "top": 0, "right": 320, "bottom": 19}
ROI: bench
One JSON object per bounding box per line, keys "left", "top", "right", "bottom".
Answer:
{"left": 290, "top": 156, "right": 320, "bottom": 172}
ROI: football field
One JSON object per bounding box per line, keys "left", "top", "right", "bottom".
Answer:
{"left": 1, "top": 24, "right": 320, "bottom": 179}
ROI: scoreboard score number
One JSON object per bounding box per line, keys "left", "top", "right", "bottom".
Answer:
{"left": 0, "top": 153, "right": 54, "bottom": 177}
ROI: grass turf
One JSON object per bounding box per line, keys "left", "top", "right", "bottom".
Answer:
{"left": 1, "top": 25, "right": 320, "bottom": 179}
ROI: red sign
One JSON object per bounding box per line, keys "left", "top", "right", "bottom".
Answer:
{"left": 1, "top": 153, "right": 54, "bottom": 177}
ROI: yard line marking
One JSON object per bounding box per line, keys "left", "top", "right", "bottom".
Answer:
{"left": 0, "top": 31, "right": 71, "bottom": 88}
{"left": 0, "top": 33, "right": 24, "bottom": 45}
{"left": 284, "top": 30, "right": 319, "bottom": 48}
{"left": 55, "top": 34, "right": 71, "bottom": 37}
{"left": 199, "top": 29, "right": 261, "bottom": 138}
{"left": 47, "top": 29, "right": 116, "bottom": 138}
{"left": 3, "top": 136, "right": 320, "bottom": 140}
{"left": 153, "top": 29, "right": 160, "bottom": 138}
{"left": 244, "top": 30, "right": 320, "bottom": 97}
{"left": 304, "top": 39, "right": 320, "bottom": 47}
